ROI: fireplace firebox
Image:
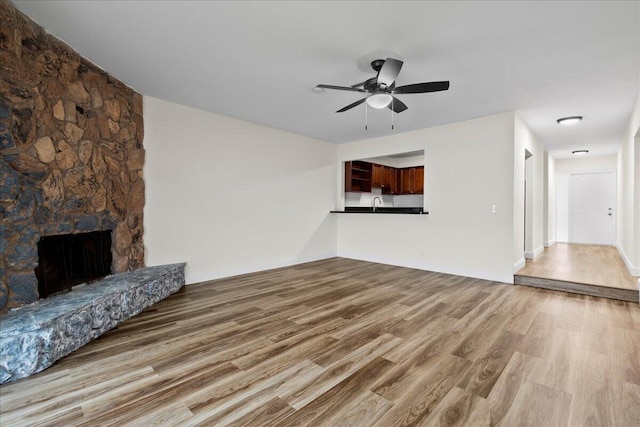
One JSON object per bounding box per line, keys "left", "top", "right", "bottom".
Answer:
{"left": 34, "top": 231, "right": 113, "bottom": 298}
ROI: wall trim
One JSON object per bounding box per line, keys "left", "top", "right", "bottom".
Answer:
{"left": 616, "top": 244, "right": 640, "bottom": 277}
{"left": 338, "top": 252, "right": 514, "bottom": 284}
{"left": 186, "top": 252, "right": 338, "bottom": 285}
{"left": 544, "top": 239, "right": 556, "bottom": 248}
{"left": 513, "top": 258, "right": 526, "bottom": 273}
{"left": 524, "top": 246, "right": 545, "bottom": 260}
{"left": 568, "top": 241, "right": 617, "bottom": 247}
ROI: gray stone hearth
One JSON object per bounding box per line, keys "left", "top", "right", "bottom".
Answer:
{"left": 0, "top": 263, "right": 186, "bottom": 384}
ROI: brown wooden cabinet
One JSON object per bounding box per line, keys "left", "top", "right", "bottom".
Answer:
{"left": 383, "top": 166, "right": 398, "bottom": 194}
{"left": 373, "top": 164, "right": 398, "bottom": 194}
{"left": 400, "top": 168, "right": 414, "bottom": 194}
{"left": 372, "top": 164, "right": 385, "bottom": 188}
{"left": 345, "top": 162, "right": 423, "bottom": 195}
{"left": 399, "top": 168, "right": 413, "bottom": 194}
{"left": 399, "top": 166, "right": 424, "bottom": 194}
{"left": 344, "top": 161, "right": 372, "bottom": 192}
{"left": 414, "top": 166, "right": 424, "bottom": 194}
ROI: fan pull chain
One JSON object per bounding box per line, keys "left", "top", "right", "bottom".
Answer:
{"left": 391, "top": 99, "right": 394, "bottom": 130}
{"left": 365, "top": 102, "right": 368, "bottom": 130}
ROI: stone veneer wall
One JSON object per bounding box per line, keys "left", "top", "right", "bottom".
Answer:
{"left": 0, "top": 1, "right": 145, "bottom": 312}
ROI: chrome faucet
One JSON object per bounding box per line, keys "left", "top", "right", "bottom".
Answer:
{"left": 372, "top": 197, "right": 382, "bottom": 212}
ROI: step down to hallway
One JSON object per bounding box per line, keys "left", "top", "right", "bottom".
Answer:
{"left": 514, "top": 275, "right": 639, "bottom": 303}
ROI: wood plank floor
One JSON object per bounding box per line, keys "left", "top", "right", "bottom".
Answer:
{"left": 2, "top": 258, "right": 640, "bottom": 426}
{"left": 516, "top": 243, "right": 638, "bottom": 291}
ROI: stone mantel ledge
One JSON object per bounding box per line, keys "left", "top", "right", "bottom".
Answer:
{"left": 0, "top": 263, "right": 186, "bottom": 384}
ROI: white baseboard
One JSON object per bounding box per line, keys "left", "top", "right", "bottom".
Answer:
{"left": 544, "top": 239, "right": 556, "bottom": 248}
{"left": 616, "top": 244, "right": 640, "bottom": 277}
{"left": 337, "top": 251, "right": 514, "bottom": 284}
{"left": 513, "top": 258, "right": 526, "bottom": 274}
{"left": 524, "top": 246, "right": 544, "bottom": 260}
{"left": 185, "top": 251, "right": 338, "bottom": 285}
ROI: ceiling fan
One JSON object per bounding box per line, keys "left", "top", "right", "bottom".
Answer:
{"left": 315, "top": 58, "right": 449, "bottom": 113}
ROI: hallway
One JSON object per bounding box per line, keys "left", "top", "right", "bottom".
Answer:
{"left": 515, "top": 244, "right": 639, "bottom": 302}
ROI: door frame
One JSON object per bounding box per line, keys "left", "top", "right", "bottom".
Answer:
{"left": 567, "top": 170, "right": 616, "bottom": 245}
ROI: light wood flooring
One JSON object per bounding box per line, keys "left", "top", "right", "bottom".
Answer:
{"left": 1, "top": 258, "right": 640, "bottom": 426}
{"left": 515, "top": 243, "right": 639, "bottom": 302}
{"left": 516, "top": 243, "right": 637, "bottom": 290}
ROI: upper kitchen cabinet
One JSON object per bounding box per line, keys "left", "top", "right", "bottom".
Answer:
{"left": 384, "top": 166, "right": 398, "bottom": 194}
{"left": 400, "top": 167, "right": 414, "bottom": 194}
{"left": 414, "top": 166, "right": 424, "bottom": 194}
{"left": 399, "top": 166, "right": 424, "bottom": 194}
{"left": 372, "top": 164, "right": 398, "bottom": 194}
{"left": 372, "top": 164, "right": 385, "bottom": 188}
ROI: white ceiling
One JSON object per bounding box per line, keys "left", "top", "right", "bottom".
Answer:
{"left": 13, "top": 1, "right": 640, "bottom": 158}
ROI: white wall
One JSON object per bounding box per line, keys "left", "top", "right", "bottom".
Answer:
{"left": 556, "top": 155, "right": 617, "bottom": 175}
{"left": 617, "top": 91, "right": 640, "bottom": 276}
{"left": 635, "top": 134, "right": 640, "bottom": 273}
{"left": 555, "top": 155, "right": 617, "bottom": 243}
{"left": 337, "top": 112, "right": 516, "bottom": 284}
{"left": 360, "top": 154, "right": 424, "bottom": 168}
{"left": 524, "top": 153, "right": 534, "bottom": 257}
{"left": 514, "top": 114, "right": 545, "bottom": 265}
{"left": 556, "top": 175, "right": 569, "bottom": 242}
{"left": 543, "top": 152, "right": 556, "bottom": 246}
{"left": 143, "top": 97, "right": 337, "bottom": 284}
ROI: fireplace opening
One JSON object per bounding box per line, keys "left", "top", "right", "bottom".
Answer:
{"left": 35, "top": 230, "right": 113, "bottom": 298}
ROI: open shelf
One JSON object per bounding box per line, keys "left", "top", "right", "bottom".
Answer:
{"left": 345, "top": 161, "right": 372, "bottom": 192}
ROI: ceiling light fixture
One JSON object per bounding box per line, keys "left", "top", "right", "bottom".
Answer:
{"left": 572, "top": 150, "right": 589, "bottom": 155}
{"left": 557, "top": 116, "right": 583, "bottom": 125}
{"left": 366, "top": 92, "right": 393, "bottom": 109}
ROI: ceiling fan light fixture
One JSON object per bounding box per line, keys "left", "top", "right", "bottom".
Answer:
{"left": 317, "top": 58, "right": 450, "bottom": 114}
{"left": 557, "top": 116, "right": 583, "bottom": 125}
{"left": 366, "top": 93, "right": 393, "bottom": 109}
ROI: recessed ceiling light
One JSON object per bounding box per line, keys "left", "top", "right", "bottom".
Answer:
{"left": 572, "top": 150, "right": 589, "bottom": 155}
{"left": 557, "top": 116, "right": 583, "bottom": 125}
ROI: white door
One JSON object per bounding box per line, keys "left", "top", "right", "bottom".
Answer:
{"left": 569, "top": 171, "right": 615, "bottom": 244}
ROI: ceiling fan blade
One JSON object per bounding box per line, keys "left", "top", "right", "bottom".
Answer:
{"left": 350, "top": 80, "right": 368, "bottom": 88}
{"left": 393, "top": 81, "right": 450, "bottom": 94}
{"left": 388, "top": 97, "right": 408, "bottom": 113}
{"left": 336, "top": 97, "right": 368, "bottom": 113}
{"left": 316, "top": 84, "right": 367, "bottom": 93}
{"left": 377, "top": 58, "right": 403, "bottom": 88}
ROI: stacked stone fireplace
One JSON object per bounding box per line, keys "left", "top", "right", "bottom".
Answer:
{"left": 0, "top": 1, "right": 145, "bottom": 313}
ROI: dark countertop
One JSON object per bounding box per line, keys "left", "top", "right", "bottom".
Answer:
{"left": 331, "top": 207, "right": 428, "bottom": 215}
